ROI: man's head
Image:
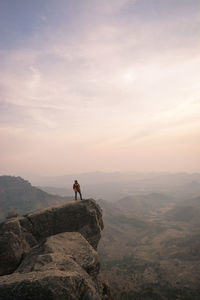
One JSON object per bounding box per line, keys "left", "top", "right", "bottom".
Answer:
{"left": 74, "top": 180, "right": 78, "bottom": 183}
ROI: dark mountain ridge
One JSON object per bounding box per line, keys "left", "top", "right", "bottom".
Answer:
{"left": 0, "top": 176, "right": 72, "bottom": 222}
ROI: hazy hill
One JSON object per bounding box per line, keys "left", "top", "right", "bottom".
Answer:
{"left": 0, "top": 176, "right": 72, "bottom": 222}
{"left": 38, "top": 186, "right": 72, "bottom": 197}
{"left": 97, "top": 199, "right": 122, "bottom": 217}
{"left": 164, "top": 196, "right": 200, "bottom": 225}
{"left": 115, "top": 192, "right": 175, "bottom": 218}
{"left": 98, "top": 193, "right": 200, "bottom": 300}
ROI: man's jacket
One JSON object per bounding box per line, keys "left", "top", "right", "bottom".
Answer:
{"left": 73, "top": 183, "right": 81, "bottom": 192}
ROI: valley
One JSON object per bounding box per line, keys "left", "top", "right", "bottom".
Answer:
{"left": 98, "top": 195, "right": 200, "bottom": 300}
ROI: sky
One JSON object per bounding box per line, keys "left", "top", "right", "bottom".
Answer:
{"left": 0, "top": 0, "right": 200, "bottom": 176}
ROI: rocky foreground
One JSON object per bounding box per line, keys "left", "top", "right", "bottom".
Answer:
{"left": 0, "top": 199, "right": 112, "bottom": 300}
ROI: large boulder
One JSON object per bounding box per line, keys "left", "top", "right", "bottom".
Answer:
{"left": 0, "top": 199, "right": 113, "bottom": 299}
{"left": 0, "top": 232, "right": 102, "bottom": 300}
{"left": 0, "top": 218, "right": 32, "bottom": 276}
{"left": 0, "top": 199, "right": 103, "bottom": 276}
{"left": 16, "top": 232, "right": 100, "bottom": 278}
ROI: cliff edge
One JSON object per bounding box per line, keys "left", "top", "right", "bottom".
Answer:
{"left": 0, "top": 199, "right": 111, "bottom": 300}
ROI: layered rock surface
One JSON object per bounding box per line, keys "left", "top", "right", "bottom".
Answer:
{"left": 0, "top": 199, "right": 110, "bottom": 300}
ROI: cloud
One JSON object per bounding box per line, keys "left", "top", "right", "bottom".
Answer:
{"left": 0, "top": 0, "right": 200, "bottom": 174}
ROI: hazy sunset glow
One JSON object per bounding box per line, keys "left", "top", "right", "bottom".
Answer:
{"left": 0, "top": 0, "right": 200, "bottom": 175}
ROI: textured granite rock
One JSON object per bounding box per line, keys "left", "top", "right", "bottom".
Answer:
{"left": 0, "top": 218, "right": 31, "bottom": 275}
{"left": 0, "top": 199, "right": 103, "bottom": 276}
{"left": 16, "top": 232, "right": 100, "bottom": 278}
{"left": 0, "top": 199, "right": 113, "bottom": 299}
{"left": 0, "top": 232, "right": 103, "bottom": 300}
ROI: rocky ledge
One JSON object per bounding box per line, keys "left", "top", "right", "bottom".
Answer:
{"left": 0, "top": 199, "right": 111, "bottom": 300}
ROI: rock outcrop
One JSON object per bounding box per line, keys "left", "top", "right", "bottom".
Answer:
{"left": 0, "top": 199, "right": 110, "bottom": 300}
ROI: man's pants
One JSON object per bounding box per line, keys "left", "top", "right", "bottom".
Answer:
{"left": 75, "top": 191, "right": 82, "bottom": 200}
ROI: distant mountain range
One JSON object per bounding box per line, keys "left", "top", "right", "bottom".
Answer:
{"left": 27, "top": 171, "right": 200, "bottom": 186}
{"left": 0, "top": 176, "right": 72, "bottom": 222}
{"left": 26, "top": 171, "right": 200, "bottom": 201}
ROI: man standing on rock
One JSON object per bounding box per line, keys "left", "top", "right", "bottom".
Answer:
{"left": 73, "top": 180, "right": 82, "bottom": 200}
